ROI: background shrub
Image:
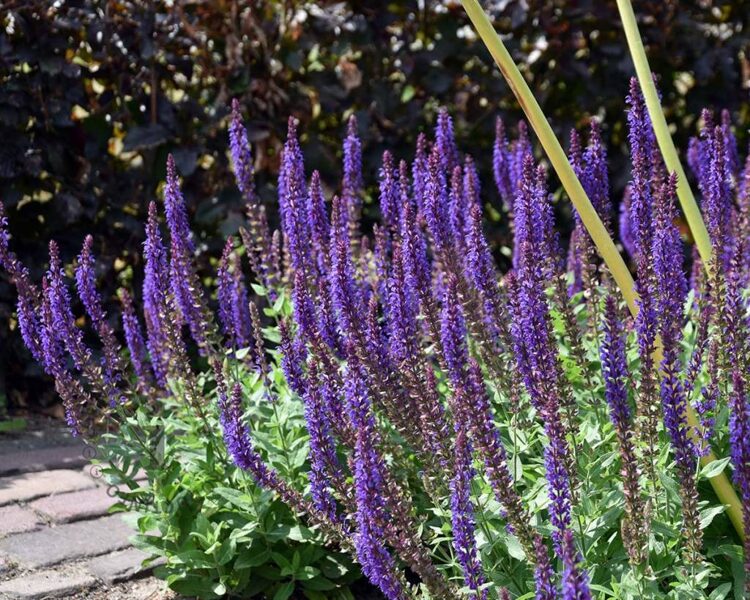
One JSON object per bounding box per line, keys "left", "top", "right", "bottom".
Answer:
{"left": 1, "top": 0, "right": 748, "bottom": 412}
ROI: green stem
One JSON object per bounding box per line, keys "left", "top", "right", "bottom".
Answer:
{"left": 459, "top": 0, "right": 745, "bottom": 542}
{"left": 615, "top": 0, "right": 713, "bottom": 268}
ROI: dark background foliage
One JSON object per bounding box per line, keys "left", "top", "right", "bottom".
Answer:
{"left": 0, "top": 0, "right": 748, "bottom": 413}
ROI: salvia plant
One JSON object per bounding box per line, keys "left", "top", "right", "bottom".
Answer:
{"left": 3, "top": 75, "right": 750, "bottom": 599}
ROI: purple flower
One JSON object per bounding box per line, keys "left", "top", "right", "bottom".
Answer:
{"left": 463, "top": 197, "right": 504, "bottom": 341}
{"left": 696, "top": 117, "right": 734, "bottom": 271}
{"left": 345, "top": 354, "right": 407, "bottom": 600}
{"left": 164, "top": 155, "right": 213, "bottom": 349}
{"left": 510, "top": 121, "right": 532, "bottom": 190}
{"left": 533, "top": 536, "right": 557, "bottom": 600}
{"left": 449, "top": 427, "right": 488, "bottom": 599}
{"left": 439, "top": 273, "right": 469, "bottom": 386}
{"left": 423, "top": 146, "right": 453, "bottom": 255}
{"left": 0, "top": 210, "right": 46, "bottom": 362}
{"left": 119, "top": 288, "right": 154, "bottom": 390}
{"left": 229, "top": 100, "right": 275, "bottom": 290}
{"left": 279, "top": 118, "right": 311, "bottom": 273}
{"left": 75, "top": 235, "right": 122, "bottom": 402}
{"left": 143, "top": 201, "right": 175, "bottom": 387}
{"left": 46, "top": 241, "right": 91, "bottom": 372}
{"left": 449, "top": 165, "right": 466, "bottom": 250}
{"left": 15, "top": 269, "right": 45, "bottom": 364}
{"left": 510, "top": 158, "right": 573, "bottom": 551}
{"left": 411, "top": 133, "right": 429, "bottom": 216}
{"left": 329, "top": 234, "right": 364, "bottom": 342}
{"left": 582, "top": 120, "right": 611, "bottom": 230}
{"left": 626, "top": 78, "right": 656, "bottom": 262}
{"left": 600, "top": 295, "right": 648, "bottom": 563}
{"left": 618, "top": 187, "right": 635, "bottom": 258}
{"left": 560, "top": 530, "right": 592, "bottom": 600}
{"left": 301, "top": 360, "right": 343, "bottom": 524}
{"left": 493, "top": 117, "right": 513, "bottom": 210}
{"left": 40, "top": 279, "right": 89, "bottom": 435}
{"left": 342, "top": 115, "right": 363, "bottom": 213}
{"left": 217, "top": 238, "right": 252, "bottom": 348}
{"left": 229, "top": 99, "right": 256, "bottom": 203}
{"left": 653, "top": 174, "right": 701, "bottom": 560}
{"left": 435, "top": 108, "right": 460, "bottom": 172}
{"left": 384, "top": 245, "right": 419, "bottom": 365}
{"left": 279, "top": 319, "right": 306, "bottom": 398}
{"left": 308, "top": 170, "right": 331, "bottom": 262}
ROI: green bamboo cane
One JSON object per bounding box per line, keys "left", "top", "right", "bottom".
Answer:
{"left": 615, "top": 0, "right": 713, "bottom": 269}
{"left": 459, "top": 0, "right": 745, "bottom": 541}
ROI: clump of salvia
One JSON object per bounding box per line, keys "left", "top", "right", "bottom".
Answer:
{"left": 2, "top": 77, "right": 750, "bottom": 598}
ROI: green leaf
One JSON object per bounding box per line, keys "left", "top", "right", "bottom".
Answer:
{"left": 709, "top": 583, "right": 732, "bottom": 600}
{"left": 400, "top": 85, "right": 416, "bottom": 103}
{"left": 235, "top": 548, "right": 271, "bottom": 570}
{"left": 699, "top": 457, "right": 731, "bottom": 480}
{"left": 273, "top": 581, "right": 295, "bottom": 600}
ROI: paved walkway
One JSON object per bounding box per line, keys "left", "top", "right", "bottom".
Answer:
{"left": 0, "top": 423, "right": 172, "bottom": 599}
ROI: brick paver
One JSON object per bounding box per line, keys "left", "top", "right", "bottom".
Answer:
{"left": 0, "top": 505, "right": 43, "bottom": 536}
{"left": 0, "top": 514, "right": 133, "bottom": 568}
{"left": 0, "top": 470, "right": 95, "bottom": 506}
{"left": 29, "top": 486, "right": 116, "bottom": 523}
{"left": 0, "top": 444, "right": 87, "bottom": 477}
{"left": 0, "top": 431, "right": 160, "bottom": 597}
{"left": 0, "top": 569, "right": 96, "bottom": 599}
{"left": 85, "top": 548, "right": 154, "bottom": 584}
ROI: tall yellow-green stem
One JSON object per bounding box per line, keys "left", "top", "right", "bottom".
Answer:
{"left": 460, "top": 0, "right": 744, "bottom": 540}
{"left": 615, "top": 0, "right": 713, "bottom": 269}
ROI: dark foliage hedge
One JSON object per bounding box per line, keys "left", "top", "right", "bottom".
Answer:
{"left": 1, "top": 0, "right": 748, "bottom": 411}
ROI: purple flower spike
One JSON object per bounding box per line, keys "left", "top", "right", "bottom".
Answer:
{"left": 15, "top": 270, "right": 45, "bottom": 364}
{"left": 302, "top": 360, "right": 343, "bottom": 524}
{"left": 412, "top": 133, "right": 429, "bottom": 215}
{"left": 40, "top": 279, "right": 88, "bottom": 436}
{"left": 308, "top": 170, "right": 331, "bottom": 267}
{"left": 329, "top": 236, "right": 359, "bottom": 342}
{"left": 439, "top": 274, "right": 469, "bottom": 386}
{"left": 0, "top": 208, "right": 46, "bottom": 362}
{"left": 279, "top": 118, "right": 311, "bottom": 273}
{"left": 697, "top": 120, "right": 734, "bottom": 271}
{"left": 342, "top": 115, "right": 363, "bottom": 211}
{"left": 164, "top": 155, "right": 213, "bottom": 349}
{"left": 143, "top": 201, "right": 174, "bottom": 387}
{"left": 46, "top": 240, "right": 91, "bottom": 372}
{"left": 424, "top": 146, "right": 453, "bottom": 255}
{"left": 560, "top": 530, "right": 592, "bottom": 600}
{"left": 75, "top": 235, "right": 123, "bottom": 402}
{"left": 533, "top": 536, "right": 557, "bottom": 600}
{"left": 493, "top": 117, "right": 513, "bottom": 210}
{"left": 436, "top": 107, "right": 460, "bottom": 172}
{"left": 0, "top": 201, "right": 14, "bottom": 274}
{"left": 119, "top": 288, "right": 154, "bottom": 390}
{"left": 619, "top": 187, "right": 635, "bottom": 258}
{"left": 626, "top": 78, "right": 656, "bottom": 262}
{"left": 653, "top": 174, "right": 702, "bottom": 560}
{"left": 582, "top": 120, "right": 612, "bottom": 230}
{"left": 279, "top": 319, "right": 307, "bottom": 398}
{"left": 217, "top": 238, "right": 251, "bottom": 348}
{"left": 345, "top": 355, "right": 407, "bottom": 600}
{"left": 510, "top": 121, "right": 532, "bottom": 194}
{"left": 449, "top": 427, "right": 488, "bottom": 600}
{"left": 600, "top": 295, "right": 648, "bottom": 564}
{"left": 229, "top": 98, "right": 256, "bottom": 204}
{"left": 379, "top": 151, "right": 399, "bottom": 230}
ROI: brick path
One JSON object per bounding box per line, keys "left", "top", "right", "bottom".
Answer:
{"left": 0, "top": 424, "right": 172, "bottom": 599}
